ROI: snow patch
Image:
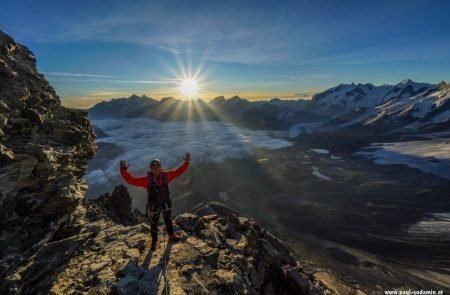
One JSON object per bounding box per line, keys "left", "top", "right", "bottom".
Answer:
{"left": 218, "top": 192, "right": 229, "bottom": 202}
{"left": 405, "top": 213, "right": 450, "bottom": 236}
{"left": 356, "top": 139, "right": 450, "bottom": 180}
{"left": 310, "top": 149, "right": 330, "bottom": 154}
{"left": 311, "top": 166, "right": 332, "bottom": 180}
{"left": 289, "top": 122, "right": 325, "bottom": 137}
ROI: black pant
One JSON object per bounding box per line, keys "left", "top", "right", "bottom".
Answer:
{"left": 147, "top": 203, "right": 174, "bottom": 240}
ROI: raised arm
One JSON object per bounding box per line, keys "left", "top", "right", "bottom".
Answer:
{"left": 119, "top": 160, "right": 148, "bottom": 188}
{"left": 166, "top": 153, "right": 190, "bottom": 183}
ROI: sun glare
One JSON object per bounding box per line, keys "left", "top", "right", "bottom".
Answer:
{"left": 180, "top": 79, "right": 199, "bottom": 98}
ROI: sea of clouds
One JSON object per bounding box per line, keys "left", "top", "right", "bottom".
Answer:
{"left": 86, "top": 118, "right": 293, "bottom": 188}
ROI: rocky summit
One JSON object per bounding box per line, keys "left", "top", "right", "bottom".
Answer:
{"left": 0, "top": 31, "right": 329, "bottom": 294}
{"left": 51, "top": 197, "right": 328, "bottom": 294}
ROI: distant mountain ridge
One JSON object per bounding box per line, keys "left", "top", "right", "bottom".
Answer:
{"left": 89, "top": 94, "right": 159, "bottom": 118}
{"left": 310, "top": 79, "right": 437, "bottom": 116}
{"left": 89, "top": 94, "right": 310, "bottom": 129}
{"left": 88, "top": 79, "right": 450, "bottom": 134}
{"left": 302, "top": 79, "right": 450, "bottom": 135}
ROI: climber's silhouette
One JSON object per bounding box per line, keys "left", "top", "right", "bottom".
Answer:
{"left": 119, "top": 153, "right": 190, "bottom": 251}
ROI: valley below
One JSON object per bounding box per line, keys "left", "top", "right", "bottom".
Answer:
{"left": 87, "top": 119, "right": 450, "bottom": 293}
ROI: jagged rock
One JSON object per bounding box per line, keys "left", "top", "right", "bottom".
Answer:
{"left": 47, "top": 200, "right": 327, "bottom": 295}
{"left": 83, "top": 185, "right": 139, "bottom": 226}
{"left": 0, "top": 114, "right": 7, "bottom": 127}
{"left": 0, "top": 100, "right": 10, "bottom": 113}
{"left": 0, "top": 143, "right": 14, "bottom": 163}
{"left": 0, "top": 30, "right": 96, "bottom": 293}
{"left": 21, "top": 107, "right": 44, "bottom": 124}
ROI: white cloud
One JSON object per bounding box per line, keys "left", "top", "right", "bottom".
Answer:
{"left": 88, "top": 118, "right": 293, "bottom": 186}
{"left": 86, "top": 169, "right": 109, "bottom": 184}
{"left": 48, "top": 77, "right": 173, "bottom": 84}
{"left": 43, "top": 72, "right": 112, "bottom": 78}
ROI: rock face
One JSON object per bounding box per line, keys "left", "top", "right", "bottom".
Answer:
{"left": 0, "top": 30, "right": 96, "bottom": 293}
{"left": 82, "top": 185, "right": 139, "bottom": 226}
{"left": 50, "top": 200, "right": 327, "bottom": 295}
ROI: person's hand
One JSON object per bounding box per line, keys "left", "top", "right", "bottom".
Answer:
{"left": 120, "top": 160, "right": 129, "bottom": 169}
{"left": 184, "top": 152, "right": 190, "bottom": 163}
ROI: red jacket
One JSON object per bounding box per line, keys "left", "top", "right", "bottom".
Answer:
{"left": 120, "top": 161, "right": 189, "bottom": 189}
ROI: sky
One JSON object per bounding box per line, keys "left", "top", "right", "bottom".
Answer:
{"left": 1, "top": 0, "right": 450, "bottom": 108}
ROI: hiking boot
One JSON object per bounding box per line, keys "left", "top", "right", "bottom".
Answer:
{"left": 150, "top": 239, "right": 158, "bottom": 251}
{"left": 168, "top": 233, "right": 180, "bottom": 242}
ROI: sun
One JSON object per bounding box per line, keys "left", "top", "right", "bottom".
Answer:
{"left": 180, "top": 78, "right": 199, "bottom": 98}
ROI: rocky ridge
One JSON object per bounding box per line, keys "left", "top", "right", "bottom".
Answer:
{"left": 51, "top": 197, "right": 329, "bottom": 294}
{"left": 0, "top": 30, "right": 96, "bottom": 292}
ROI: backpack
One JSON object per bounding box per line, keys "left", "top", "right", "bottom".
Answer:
{"left": 146, "top": 171, "right": 171, "bottom": 212}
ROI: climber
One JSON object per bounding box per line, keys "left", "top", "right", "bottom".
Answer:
{"left": 119, "top": 153, "right": 190, "bottom": 251}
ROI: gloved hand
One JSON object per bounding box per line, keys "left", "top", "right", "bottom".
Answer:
{"left": 119, "top": 160, "right": 130, "bottom": 169}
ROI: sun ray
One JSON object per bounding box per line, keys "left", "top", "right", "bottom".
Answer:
{"left": 167, "top": 98, "right": 185, "bottom": 121}
{"left": 193, "top": 42, "right": 215, "bottom": 81}
{"left": 192, "top": 98, "right": 209, "bottom": 123}
{"left": 186, "top": 99, "right": 193, "bottom": 122}
{"left": 152, "top": 96, "right": 178, "bottom": 117}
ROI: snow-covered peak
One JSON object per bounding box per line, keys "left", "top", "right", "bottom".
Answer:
{"left": 311, "top": 83, "right": 393, "bottom": 115}
{"left": 396, "top": 79, "right": 433, "bottom": 89}
{"left": 399, "top": 78, "right": 413, "bottom": 85}
{"left": 363, "top": 81, "right": 449, "bottom": 129}
{"left": 380, "top": 80, "right": 435, "bottom": 104}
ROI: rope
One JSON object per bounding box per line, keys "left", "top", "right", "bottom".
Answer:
{"left": 150, "top": 199, "right": 172, "bottom": 294}
{"left": 162, "top": 211, "right": 169, "bottom": 295}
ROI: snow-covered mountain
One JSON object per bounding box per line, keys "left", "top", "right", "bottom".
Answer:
{"left": 287, "top": 79, "right": 449, "bottom": 136}
{"left": 309, "top": 79, "right": 439, "bottom": 117}
{"left": 369, "top": 81, "right": 449, "bottom": 129}
{"left": 314, "top": 80, "right": 450, "bottom": 134}
{"left": 311, "top": 82, "right": 393, "bottom": 116}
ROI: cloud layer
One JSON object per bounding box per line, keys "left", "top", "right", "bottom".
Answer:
{"left": 86, "top": 118, "right": 293, "bottom": 189}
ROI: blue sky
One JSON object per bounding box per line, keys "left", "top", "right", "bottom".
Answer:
{"left": 1, "top": 0, "right": 450, "bottom": 108}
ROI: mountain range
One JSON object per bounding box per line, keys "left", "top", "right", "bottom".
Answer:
{"left": 89, "top": 79, "right": 450, "bottom": 135}
{"left": 89, "top": 94, "right": 311, "bottom": 130}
